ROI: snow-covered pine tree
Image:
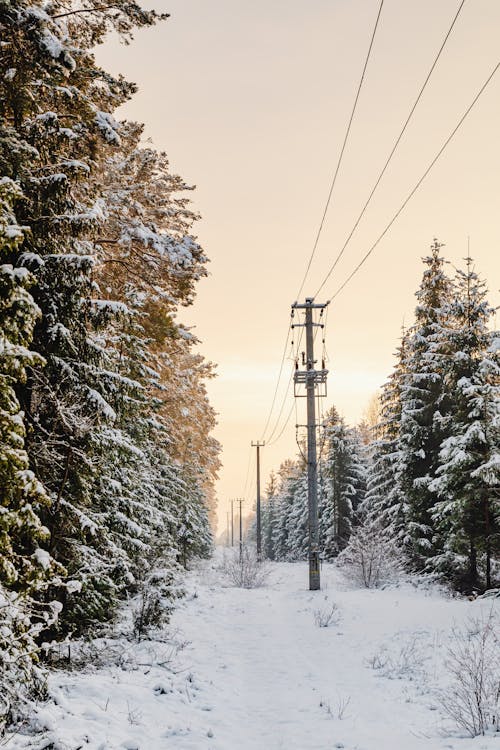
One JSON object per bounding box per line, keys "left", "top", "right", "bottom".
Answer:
{"left": 321, "top": 409, "right": 366, "bottom": 559}
{"left": 175, "top": 464, "right": 213, "bottom": 567}
{"left": 399, "top": 239, "right": 453, "bottom": 565}
{"left": 262, "top": 471, "right": 279, "bottom": 560}
{"left": 286, "top": 470, "right": 309, "bottom": 561}
{"left": 361, "top": 329, "right": 408, "bottom": 545}
{"left": 272, "top": 460, "right": 301, "bottom": 561}
{"left": 429, "top": 259, "right": 499, "bottom": 592}
{"left": 0, "top": 177, "right": 61, "bottom": 729}
{"left": 92, "top": 117, "right": 219, "bottom": 529}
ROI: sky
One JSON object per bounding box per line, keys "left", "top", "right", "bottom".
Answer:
{"left": 95, "top": 0, "right": 500, "bottom": 533}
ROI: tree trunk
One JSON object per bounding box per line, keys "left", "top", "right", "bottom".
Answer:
{"left": 468, "top": 538, "right": 478, "bottom": 592}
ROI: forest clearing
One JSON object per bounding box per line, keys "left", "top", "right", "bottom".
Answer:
{"left": 1, "top": 1, "right": 499, "bottom": 746}
{"left": 5, "top": 553, "right": 499, "bottom": 750}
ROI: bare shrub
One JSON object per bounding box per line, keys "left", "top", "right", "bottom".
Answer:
{"left": 336, "top": 521, "right": 405, "bottom": 588}
{"left": 366, "top": 636, "right": 429, "bottom": 680}
{"left": 438, "top": 610, "right": 499, "bottom": 737}
{"left": 319, "top": 695, "right": 351, "bottom": 720}
{"left": 313, "top": 603, "right": 341, "bottom": 628}
{"left": 219, "top": 546, "right": 269, "bottom": 589}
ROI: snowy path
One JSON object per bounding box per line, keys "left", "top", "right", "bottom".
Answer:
{"left": 170, "top": 560, "right": 495, "bottom": 750}
{"left": 8, "top": 556, "right": 499, "bottom": 750}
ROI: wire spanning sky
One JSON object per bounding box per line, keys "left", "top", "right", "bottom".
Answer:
{"left": 96, "top": 0, "right": 500, "bottom": 532}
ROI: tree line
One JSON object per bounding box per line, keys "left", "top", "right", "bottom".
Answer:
{"left": 0, "top": 0, "right": 218, "bottom": 729}
{"left": 250, "top": 241, "right": 499, "bottom": 593}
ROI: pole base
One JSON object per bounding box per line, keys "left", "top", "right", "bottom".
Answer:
{"left": 309, "top": 551, "right": 321, "bottom": 590}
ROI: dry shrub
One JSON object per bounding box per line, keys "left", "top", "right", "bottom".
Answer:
{"left": 439, "top": 610, "right": 499, "bottom": 737}
{"left": 219, "top": 546, "right": 270, "bottom": 589}
{"left": 313, "top": 603, "right": 341, "bottom": 628}
{"left": 336, "top": 521, "right": 405, "bottom": 588}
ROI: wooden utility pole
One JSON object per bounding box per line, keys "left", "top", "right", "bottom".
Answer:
{"left": 237, "top": 498, "right": 244, "bottom": 562}
{"left": 251, "top": 440, "right": 265, "bottom": 559}
{"left": 292, "top": 297, "right": 329, "bottom": 591}
{"left": 230, "top": 500, "right": 234, "bottom": 546}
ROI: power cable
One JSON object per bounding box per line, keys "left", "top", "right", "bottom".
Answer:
{"left": 315, "top": 0, "right": 466, "bottom": 297}
{"left": 267, "top": 328, "right": 304, "bottom": 446}
{"left": 265, "top": 324, "right": 305, "bottom": 444}
{"left": 260, "top": 0, "right": 383, "bottom": 448}
{"left": 260, "top": 323, "right": 292, "bottom": 441}
{"left": 267, "top": 399, "right": 296, "bottom": 447}
{"left": 323, "top": 60, "right": 500, "bottom": 302}
{"left": 295, "top": 0, "right": 385, "bottom": 301}
{"left": 242, "top": 444, "right": 253, "bottom": 499}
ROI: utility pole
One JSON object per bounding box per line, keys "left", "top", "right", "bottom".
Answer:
{"left": 226, "top": 511, "right": 230, "bottom": 546}
{"left": 236, "top": 498, "right": 244, "bottom": 563}
{"left": 292, "top": 297, "right": 329, "bottom": 591}
{"left": 230, "top": 499, "right": 235, "bottom": 547}
{"left": 251, "top": 440, "right": 265, "bottom": 560}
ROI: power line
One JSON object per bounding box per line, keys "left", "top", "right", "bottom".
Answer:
{"left": 267, "top": 399, "right": 296, "bottom": 447}
{"left": 265, "top": 368, "right": 295, "bottom": 445}
{"left": 295, "top": 0, "right": 385, "bottom": 301}
{"left": 242, "top": 444, "right": 253, "bottom": 499}
{"left": 260, "top": 323, "right": 292, "bottom": 441}
{"left": 315, "top": 0, "right": 466, "bottom": 297}
{"left": 265, "top": 323, "right": 305, "bottom": 444}
{"left": 259, "top": 0, "right": 384, "bottom": 448}
{"left": 325, "top": 60, "right": 500, "bottom": 303}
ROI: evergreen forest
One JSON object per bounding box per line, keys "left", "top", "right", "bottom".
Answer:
{"left": 0, "top": 0, "right": 218, "bottom": 726}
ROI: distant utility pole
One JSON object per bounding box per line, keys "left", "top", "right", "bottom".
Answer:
{"left": 230, "top": 499, "right": 235, "bottom": 547}
{"left": 251, "top": 440, "right": 265, "bottom": 560}
{"left": 226, "top": 511, "right": 230, "bottom": 547}
{"left": 292, "top": 297, "right": 329, "bottom": 591}
{"left": 236, "top": 498, "right": 244, "bottom": 562}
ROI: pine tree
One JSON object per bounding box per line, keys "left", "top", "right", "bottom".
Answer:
{"left": 321, "top": 411, "right": 366, "bottom": 559}
{"left": 362, "top": 329, "right": 408, "bottom": 544}
{"left": 399, "top": 239, "right": 453, "bottom": 564}
{"left": 429, "top": 259, "right": 500, "bottom": 591}
{"left": 262, "top": 471, "right": 279, "bottom": 560}
{"left": 286, "top": 471, "right": 309, "bottom": 560}
{"left": 0, "top": 177, "right": 61, "bottom": 729}
{"left": 272, "top": 460, "right": 300, "bottom": 561}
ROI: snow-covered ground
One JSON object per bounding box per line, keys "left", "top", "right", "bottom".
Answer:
{"left": 7, "top": 554, "right": 499, "bottom": 750}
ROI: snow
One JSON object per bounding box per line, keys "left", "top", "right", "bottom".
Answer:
{"left": 5, "top": 555, "right": 499, "bottom": 750}
{"left": 32, "top": 548, "right": 51, "bottom": 570}
{"left": 95, "top": 111, "right": 122, "bottom": 145}
{"left": 92, "top": 299, "right": 130, "bottom": 315}
{"left": 88, "top": 388, "right": 116, "bottom": 421}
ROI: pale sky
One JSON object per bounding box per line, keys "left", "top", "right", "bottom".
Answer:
{"left": 96, "top": 0, "right": 500, "bottom": 533}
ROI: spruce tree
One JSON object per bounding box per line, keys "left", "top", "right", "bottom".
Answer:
{"left": 263, "top": 471, "right": 279, "bottom": 560}
{"left": 399, "top": 240, "right": 453, "bottom": 564}
{"left": 0, "top": 177, "right": 61, "bottom": 728}
{"left": 362, "top": 329, "right": 408, "bottom": 544}
{"left": 321, "top": 412, "right": 366, "bottom": 559}
{"left": 429, "top": 259, "right": 499, "bottom": 591}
